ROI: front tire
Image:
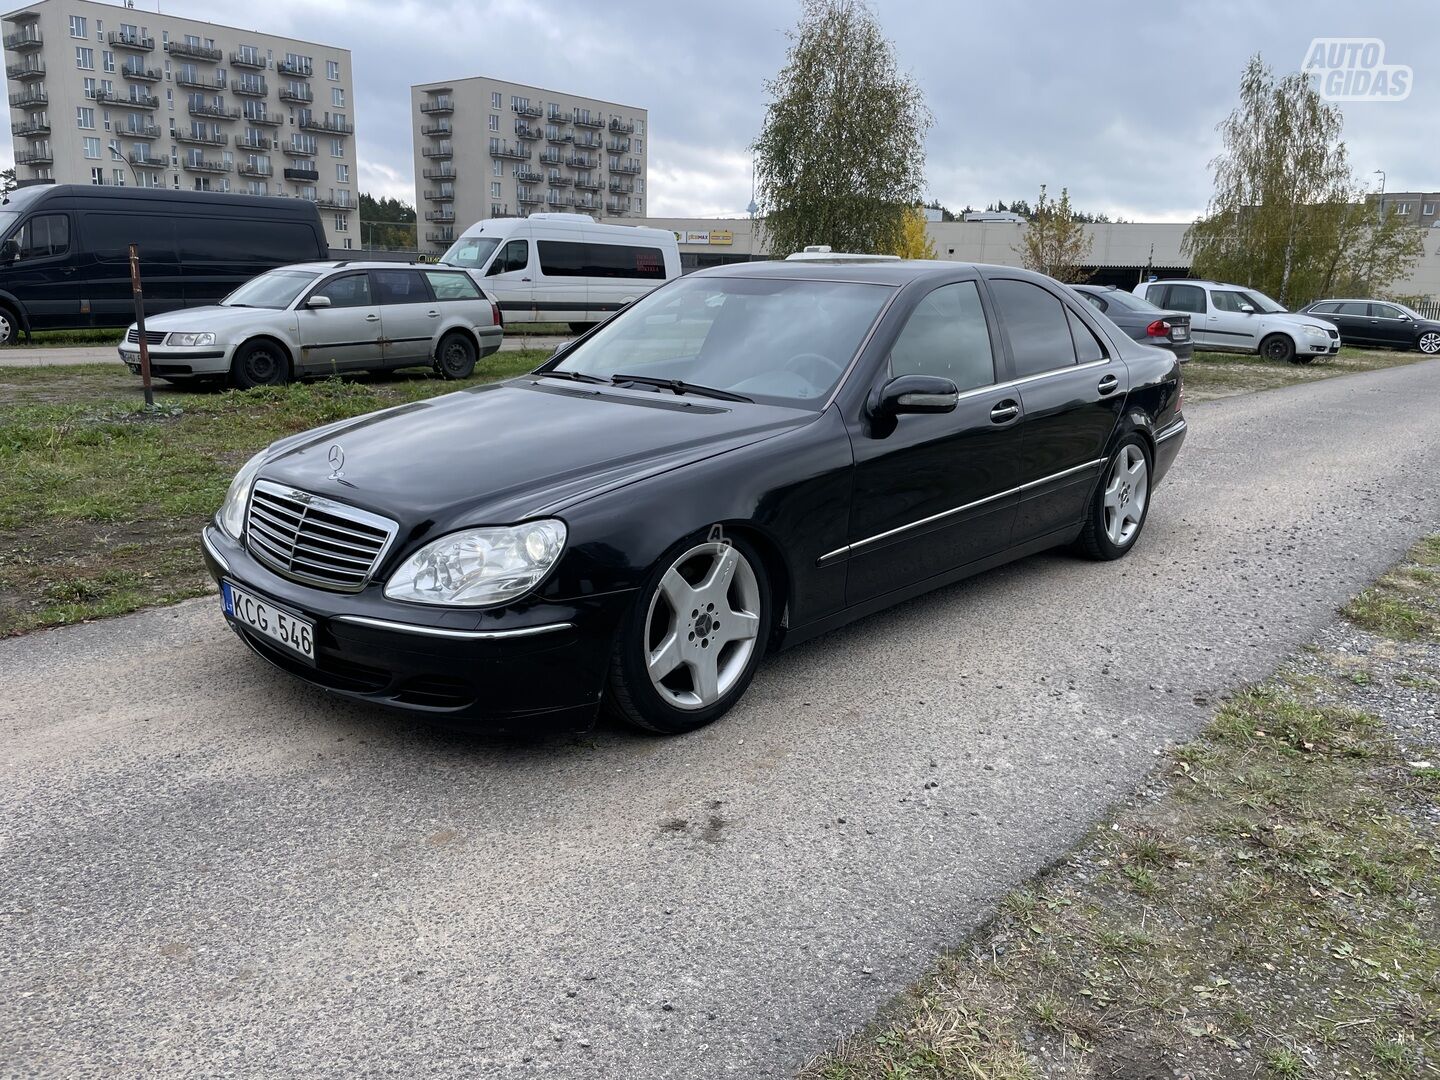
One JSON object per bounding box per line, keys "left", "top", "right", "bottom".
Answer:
{"left": 1260, "top": 333, "right": 1298, "bottom": 364}
{"left": 230, "top": 339, "right": 291, "bottom": 389}
{"left": 435, "top": 331, "right": 477, "bottom": 380}
{"left": 1418, "top": 331, "right": 1440, "bottom": 355}
{"left": 0, "top": 305, "right": 19, "bottom": 346}
{"left": 1075, "top": 438, "right": 1152, "bottom": 561}
{"left": 606, "top": 531, "right": 772, "bottom": 735}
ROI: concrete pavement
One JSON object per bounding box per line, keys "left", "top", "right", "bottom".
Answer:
{"left": 3, "top": 360, "right": 1439, "bottom": 1078}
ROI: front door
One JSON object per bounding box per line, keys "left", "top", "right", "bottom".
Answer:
{"left": 295, "top": 271, "right": 382, "bottom": 373}
{"left": 1326, "top": 301, "right": 1372, "bottom": 344}
{"left": 1205, "top": 288, "right": 1263, "bottom": 351}
{"left": 985, "top": 275, "right": 1126, "bottom": 540}
{"left": 1, "top": 213, "right": 83, "bottom": 330}
{"left": 844, "top": 278, "right": 1024, "bottom": 606}
{"left": 483, "top": 237, "right": 537, "bottom": 322}
{"left": 1368, "top": 302, "right": 1415, "bottom": 347}
{"left": 369, "top": 268, "right": 439, "bottom": 364}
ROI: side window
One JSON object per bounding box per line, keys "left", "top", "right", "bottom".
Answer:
{"left": 1308, "top": 302, "right": 1339, "bottom": 315}
{"left": 1066, "top": 307, "right": 1106, "bottom": 363}
{"left": 1211, "top": 290, "right": 1245, "bottom": 313}
{"left": 1143, "top": 285, "right": 1165, "bottom": 304}
{"left": 423, "top": 271, "right": 481, "bottom": 300}
{"left": 77, "top": 213, "right": 175, "bottom": 263}
{"left": 536, "top": 240, "right": 585, "bottom": 277}
{"left": 1165, "top": 284, "right": 1207, "bottom": 314}
{"left": 988, "top": 278, "right": 1077, "bottom": 379}
{"left": 370, "top": 269, "right": 430, "bottom": 305}
{"left": 1336, "top": 301, "right": 1369, "bottom": 316}
{"left": 486, "top": 238, "right": 528, "bottom": 276}
{"left": 312, "top": 273, "right": 371, "bottom": 308}
{"left": 18, "top": 214, "right": 71, "bottom": 259}
{"left": 888, "top": 280, "right": 995, "bottom": 393}
{"left": 1371, "top": 303, "right": 1403, "bottom": 319}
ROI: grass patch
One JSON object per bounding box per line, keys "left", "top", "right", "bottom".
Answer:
{"left": 1344, "top": 562, "right": 1440, "bottom": 641}
{"left": 0, "top": 351, "right": 550, "bottom": 634}
{"left": 1181, "top": 346, "right": 1432, "bottom": 403}
{"left": 5, "top": 327, "right": 127, "bottom": 348}
{"left": 803, "top": 537, "right": 1440, "bottom": 1080}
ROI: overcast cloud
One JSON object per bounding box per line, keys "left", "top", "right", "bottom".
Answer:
{"left": 11, "top": 0, "right": 1439, "bottom": 221}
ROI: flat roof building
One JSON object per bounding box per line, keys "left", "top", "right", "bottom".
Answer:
{"left": 3, "top": 0, "right": 358, "bottom": 248}
{"left": 411, "top": 75, "right": 648, "bottom": 255}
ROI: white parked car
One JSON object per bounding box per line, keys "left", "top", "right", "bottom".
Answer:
{"left": 117, "top": 262, "right": 504, "bottom": 388}
{"left": 436, "top": 213, "right": 681, "bottom": 333}
{"left": 1132, "top": 279, "right": 1339, "bottom": 363}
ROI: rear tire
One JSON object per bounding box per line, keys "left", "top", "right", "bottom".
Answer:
{"left": 1260, "top": 333, "right": 1298, "bottom": 364}
{"left": 1075, "top": 437, "right": 1152, "bottom": 561}
{"left": 435, "top": 331, "right": 477, "bottom": 380}
{"left": 230, "top": 339, "right": 291, "bottom": 389}
{"left": 1418, "top": 331, "right": 1440, "bottom": 355}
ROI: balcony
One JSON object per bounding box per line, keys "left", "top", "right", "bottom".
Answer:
{"left": 547, "top": 173, "right": 573, "bottom": 187}
{"left": 11, "top": 119, "right": 49, "bottom": 137}
{"left": 605, "top": 201, "right": 627, "bottom": 216}
{"left": 566, "top": 154, "right": 596, "bottom": 169}
{"left": 176, "top": 130, "right": 228, "bottom": 147}
{"left": 283, "top": 166, "right": 319, "bottom": 182}
{"left": 15, "top": 149, "right": 52, "bottom": 166}
{"left": 608, "top": 118, "right": 635, "bottom": 134}
{"left": 6, "top": 61, "right": 43, "bottom": 80}
{"left": 423, "top": 188, "right": 454, "bottom": 202}
{"left": 120, "top": 63, "right": 162, "bottom": 82}
{"left": 298, "top": 116, "right": 353, "bottom": 134}
{"left": 424, "top": 209, "right": 455, "bottom": 223}
{"left": 546, "top": 130, "right": 573, "bottom": 145}
{"left": 512, "top": 101, "right": 542, "bottom": 117}
{"left": 539, "top": 150, "right": 563, "bottom": 166}
{"left": 128, "top": 153, "right": 167, "bottom": 170}
{"left": 608, "top": 179, "right": 633, "bottom": 194}
{"left": 166, "top": 41, "right": 223, "bottom": 62}
{"left": 572, "top": 136, "right": 602, "bottom": 151}
{"left": 316, "top": 194, "right": 355, "bottom": 210}
{"left": 236, "top": 134, "right": 273, "bottom": 151}
{"left": 238, "top": 161, "right": 273, "bottom": 178}
{"left": 181, "top": 158, "right": 232, "bottom": 174}
{"left": 121, "top": 124, "right": 162, "bottom": 140}
{"left": 188, "top": 102, "right": 239, "bottom": 120}
{"left": 514, "top": 121, "right": 541, "bottom": 139}
{"left": 573, "top": 113, "right": 603, "bottom": 128}
{"left": 231, "top": 78, "right": 268, "bottom": 97}
{"left": 4, "top": 29, "right": 43, "bottom": 52}
{"left": 513, "top": 167, "right": 542, "bottom": 182}
{"left": 517, "top": 189, "right": 542, "bottom": 206}
{"left": 230, "top": 50, "right": 265, "bottom": 69}
{"left": 612, "top": 160, "right": 642, "bottom": 175}
{"left": 422, "top": 165, "right": 456, "bottom": 180}
{"left": 8, "top": 89, "right": 45, "bottom": 107}
{"left": 426, "top": 229, "right": 454, "bottom": 244}
{"left": 97, "top": 89, "right": 158, "bottom": 109}
{"left": 607, "top": 138, "right": 631, "bottom": 153}
{"left": 422, "top": 143, "right": 452, "bottom": 159}
{"left": 489, "top": 141, "right": 530, "bottom": 160}
{"left": 244, "top": 111, "right": 283, "bottom": 127}
{"left": 574, "top": 176, "right": 602, "bottom": 191}
{"left": 547, "top": 108, "right": 573, "bottom": 124}
{"left": 545, "top": 195, "right": 573, "bottom": 209}
{"left": 276, "top": 59, "right": 312, "bottom": 78}
{"left": 108, "top": 31, "right": 154, "bottom": 51}
{"left": 420, "top": 121, "right": 451, "bottom": 137}
{"left": 420, "top": 96, "right": 453, "bottom": 115}
{"left": 573, "top": 197, "right": 600, "bottom": 212}
{"left": 278, "top": 85, "right": 313, "bottom": 104}
{"left": 175, "top": 73, "right": 226, "bottom": 91}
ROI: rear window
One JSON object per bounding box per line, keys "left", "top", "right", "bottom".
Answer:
{"left": 424, "top": 270, "right": 481, "bottom": 300}
{"left": 988, "top": 278, "right": 1077, "bottom": 378}
{"left": 537, "top": 240, "right": 666, "bottom": 280}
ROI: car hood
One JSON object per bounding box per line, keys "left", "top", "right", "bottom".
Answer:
{"left": 1265, "top": 311, "right": 1335, "bottom": 333}
{"left": 131, "top": 305, "right": 291, "bottom": 334}
{"left": 255, "top": 378, "right": 816, "bottom": 533}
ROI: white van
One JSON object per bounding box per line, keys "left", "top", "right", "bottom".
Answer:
{"left": 438, "top": 213, "right": 681, "bottom": 331}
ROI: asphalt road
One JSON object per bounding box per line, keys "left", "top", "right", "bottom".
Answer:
{"left": 3, "top": 360, "right": 1439, "bottom": 1079}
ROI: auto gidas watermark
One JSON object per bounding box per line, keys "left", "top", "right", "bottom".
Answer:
{"left": 1303, "top": 38, "right": 1413, "bottom": 102}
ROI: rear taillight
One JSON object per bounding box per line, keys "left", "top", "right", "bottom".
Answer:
{"left": 491, "top": 300, "right": 503, "bottom": 327}
{"left": 1146, "top": 319, "right": 1171, "bottom": 338}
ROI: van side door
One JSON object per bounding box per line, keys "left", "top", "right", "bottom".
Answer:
{"left": 482, "top": 238, "right": 533, "bottom": 321}
{"left": 75, "top": 211, "right": 183, "bottom": 324}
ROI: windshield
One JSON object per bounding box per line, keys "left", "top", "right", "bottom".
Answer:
{"left": 550, "top": 275, "right": 894, "bottom": 408}
{"left": 440, "top": 236, "right": 502, "bottom": 269}
{"left": 222, "top": 269, "right": 322, "bottom": 309}
{"left": 1239, "top": 288, "right": 1287, "bottom": 313}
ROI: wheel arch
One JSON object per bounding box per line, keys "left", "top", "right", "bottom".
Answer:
{"left": 710, "top": 520, "right": 793, "bottom": 648}
{"left": 233, "top": 334, "right": 297, "bottom": 377}
{"left": 431, "top": 322, "right": 481, "bottom": 361}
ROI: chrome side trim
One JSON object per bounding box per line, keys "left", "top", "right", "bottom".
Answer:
{"left": 201, "top": 526, "right": 231, "bottom": 575}
{"left": 330, "top": 615, "right": 574, "bottom": 641}
{"left": 945, "top": 358, "right": 1113, "bottom": 407}
{"left": 1155, "top": 417, "right": 1188, "bottom": 443}
{"left": 818, "top": 457, "right": 1107, "bottom": 565}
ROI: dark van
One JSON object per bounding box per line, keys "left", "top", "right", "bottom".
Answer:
{"left": 0, "top": 183, "right": 329, "bottom": 344}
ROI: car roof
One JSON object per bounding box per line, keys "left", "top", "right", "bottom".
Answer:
{"left": 688, "top": 260, "right": 1060, "bottom": 288}
{"left": 278, "top": 261, "right": 468, "bottom": 273}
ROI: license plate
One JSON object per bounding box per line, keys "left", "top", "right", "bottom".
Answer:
{"left": 222, "top": 580, "right": 315, "bottom": 663}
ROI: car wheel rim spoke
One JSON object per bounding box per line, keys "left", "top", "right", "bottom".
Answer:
{"left": 1104, "top": 446, "right": 1147, "bottom": 547}
{"left": 644, "top": 540, "right": 761, "bottom": 711}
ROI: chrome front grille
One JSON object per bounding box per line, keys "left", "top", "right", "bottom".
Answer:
{"left": 244, "top": 480, "right": 399, "bottom": 592}
{"left": 126, "top": 328, "right": 166, "bottom": 345}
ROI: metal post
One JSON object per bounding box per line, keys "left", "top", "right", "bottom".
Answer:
{"left": 128, "top": 243, "right": 154, "bottom": 409}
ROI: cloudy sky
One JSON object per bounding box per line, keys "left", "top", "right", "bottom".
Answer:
{"left": 13, "top": 0, "right": 1439, "bottom": 221}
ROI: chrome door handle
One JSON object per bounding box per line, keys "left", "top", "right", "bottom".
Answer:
{"left": 989, "top": 400, "right": 1020, "bottom": 424}
{"left": 365, "top": 314, "right": 380, "bottom": 322}
{"left": 1097, "top": 374, "right": 1119, "bottom": 394}
{"left": 520, "top": 277, "right": 532, "bottom": 282}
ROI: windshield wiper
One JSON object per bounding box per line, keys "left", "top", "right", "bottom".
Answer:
{"left": 534, "top": 369, "right": 607, "bottom": 384}
{"left": 610, "top": 373, "right": 753, "bottom": 403}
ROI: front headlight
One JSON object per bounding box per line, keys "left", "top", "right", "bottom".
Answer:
{"left": 384, "top": 520, "right": 567, "bottom": 607}
{"left": 168, "top": 332, "right": 216, "bottom": 347}
{"left": 218, "top": 450, "right": 266, "bottom": 539}
{"left": 1303, "top": 325, "right": 1329, "bottom": 338}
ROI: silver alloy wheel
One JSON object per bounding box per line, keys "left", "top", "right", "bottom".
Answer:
{"left": 0, "top": 311, "right": 12, "bottom": 345}
{"left": 644, "top": 541, "right": 762, "bottom": 711}
{"left": 1103, "top": 444, "right": 1149, "bottom": 548}
{"left": 1420, "top": 332, "right": 1440, "bottom": 355}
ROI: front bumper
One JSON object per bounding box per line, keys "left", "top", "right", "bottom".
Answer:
{"left": 201, "top": 524, "right": 632, "bottom": 730}
{"left": 1301, "top": 334, "right": 1341, "bottom": 357}
{"left": 119, "top": 343, "right": 232, "bottom": 377}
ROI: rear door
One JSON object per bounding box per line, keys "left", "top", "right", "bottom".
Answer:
{"left": 295, "top": 271, "right": 382, "bottom": 373}
{"left": 370, "top": 268, "right": 437, "bottom": 364}
{"left": 1154, "top": 283, "right": 1210, "bottom": 346}
{"left": 1323, "top": 301, "right": 1370, "bottom": 343}
{"left": 985, "top": 274, "right": 1126, "bottom": 541}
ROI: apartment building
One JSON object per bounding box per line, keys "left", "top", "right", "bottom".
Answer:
{"left": 3, "top": 0, "right": 358, "bottom": 247}
{"left": 411, "top": 76, "right": 648, "bottom": 254}
{"left": 1378, "top": 191, "right": 1440, "bottom": 230}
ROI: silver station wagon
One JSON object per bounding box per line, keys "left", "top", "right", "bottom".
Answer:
{"left": 118, "top": 261, "right": 504, "bottom": 388}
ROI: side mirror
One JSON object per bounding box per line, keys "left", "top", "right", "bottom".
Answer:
{"left": 304, "top": 294, "right": 332, "bottom": 309}
{"left": 1238, "top": 303, "right": 1255, "bottom": 314}
{"left": 0, "top": 237, "right": 19, "bottom": 263}
{"left": 874, "top": 374, "right": 960, "bottom": 416}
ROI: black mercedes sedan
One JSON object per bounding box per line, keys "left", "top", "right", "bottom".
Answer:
{"left": 202, "top": 261, "right": 1186, "bottom": 735}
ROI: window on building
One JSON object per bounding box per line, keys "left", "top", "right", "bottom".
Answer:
{"left": 491, "top": 181, "right": 502, "bottom": 198}
{"left": 76, "top": 107, "right": 95, "bottom": 129}
{"left": 83, "top": 136, "right": 101, "bottom": 158}
{"left": 1424, "top": 203, "right": 1436, "bottom": 217}
{"left": 488, "top": 114, "right": 499, "bottom": 132}
{"left": 336, "top": 163, "right": 348, "bottom": 183}
{"left": 332, "top": 87, "right": 344, "bottom": 107}
{"left": 76, "top": 47, "right": 95, "bottom": 70}
{"left": 102, "top": 51, "right": 115, "bottom": 73}
{"left": 90, "top": 167, "right": 105, "bottom": 185}
{"left": 492, "top": 159, "right": 502, "bottom": 177}
{"left": 491, "top": 91, "right": 501, "bottom": 109}
{"left": 69, "top": 15, "right": 87, "bottom": 38}
{"left": 82, "top": 77, "right": 96, "bottom": 99}
{"left": 330, "top": 138, "right": 344, "bottom": 158}
{"left": 327, "top": 60, "right": 340, "bottom": 80}
{"left": 113, "top": 168, "right": 126, "bottom": 186}
{"left": 334, "top": 214, "right": 347, "bottom": 232}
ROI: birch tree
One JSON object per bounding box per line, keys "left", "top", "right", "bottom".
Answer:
{"left": 1015, "top": 185, "right": 1093, "bottom": 282}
